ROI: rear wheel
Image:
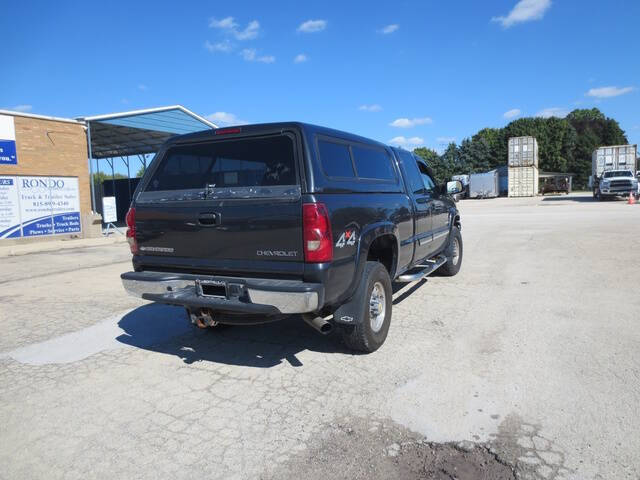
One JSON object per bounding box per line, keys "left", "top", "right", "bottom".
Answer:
{"left": 440, "top": 226, "right": 463, "bottom": 276}
{"left": 336, "top": 261, "right": 392, "bottom": 353}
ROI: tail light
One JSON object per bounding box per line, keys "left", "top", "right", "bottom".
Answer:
{"left": 303, "top": 203, "right": 333, "bottom": 263}
{"left": 125, "top": 207, "right": 138, "bottom": 254}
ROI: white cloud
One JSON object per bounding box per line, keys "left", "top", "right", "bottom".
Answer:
{"left": 436, "top": 136, "right": 456, "bottom": 144}
{"left": 209, "top": 17, "right": 237, "bottom": 30}
{"left": 206, "top": 112, "right": 248, "bottom": 126}
{"left": 535, "top": 107, "right": 568, "bottom": 118}
{"left": 378, "top": 24, "right": 399, "bottom": 34}
{"left": 294, "top": 54, "right": 308, "bottom": 63}
{"left": 389, "top": 117, "right": 433, "bottom": 128}
{"left": 503, "top": 108, "right": 521, "bottom": 119}
{"left": 389, "top": 136, "right": 424, "bottom": 147}
{"left": 297, "top": 19, "right": 327, "bottom": 33}
{"left": 492, "top": 0, "right": 552, "bottom": 28}
{"left": 241, "top": 48, "right": 275, "bottom": 63}
{"left": 9, "top": 104, "right": 32, "bottom": 112}
{"left": 358, "top": 104, "right": 382, "bottom": 112}
{"left": 236, "top": 20, "right": 260, "bottom": 40}
{"left": 209, "top": 16, "right": 260, "bottom": 40}
{"left": 137, "top": 84, "right": 148, "bottom": 91}
{"left": 204, "top": 40, "right": 233, "bottom": 53}
{"left": 586, "top": 86, "right": 634, "bottom": 98}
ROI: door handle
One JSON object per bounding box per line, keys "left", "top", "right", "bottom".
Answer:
{"left": 198, "top": 213, "right": 221, "bottom": 226}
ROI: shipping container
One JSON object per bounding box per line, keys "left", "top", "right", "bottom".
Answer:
{"left": 508, "top": 136, "right": 539, "bottom": 167}
{"left": 508, "top": 166, "right": 539, "bottom": 197}
{"left": 591, "top": 144, "right": 637, "bottom": 179}
{"left": 469, "top": 171, "right": 499, "bottom": 198}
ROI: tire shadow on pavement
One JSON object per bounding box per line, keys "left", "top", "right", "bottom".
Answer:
{"left": 116, "top": 303, "right": 351, "bottom": 369}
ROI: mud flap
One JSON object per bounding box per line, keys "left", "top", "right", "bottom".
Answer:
{"left": 333, "top": 295, "right": 366, "bottom": 326}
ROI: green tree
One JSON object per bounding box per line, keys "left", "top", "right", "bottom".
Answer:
{"left": 92, "top": 172, "right": 127, "bottom": 184}
{"left": 472, "top": 127, "right": 506, "bottom": 169}
{"left": 430, "top": 107, "right": 631, "bottom": 190}
{"left": 566, "top": 108, "right": 628, "bottom": 187}
{"left": 414, "top": 144, "right": 460, "bottom": 183}
{"left": 459, "top": 137, "right": 491, "bottom": 173}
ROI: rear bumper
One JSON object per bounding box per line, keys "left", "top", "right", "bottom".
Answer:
{"left": 121, "top": 271, "right": 323, "bottom": 315}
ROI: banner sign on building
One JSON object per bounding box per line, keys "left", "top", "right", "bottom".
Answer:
{"left": 0, "top": 115, "right": 18, "bottom": 165}
{"left": 0, "top": 176, "right": 82, "bottom": 239}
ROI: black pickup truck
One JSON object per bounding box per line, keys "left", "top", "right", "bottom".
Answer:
{"left": 122, "top": 122, "right": 463, "bottom": 352}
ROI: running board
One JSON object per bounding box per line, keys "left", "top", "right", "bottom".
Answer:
{"left": 396, "top": 256, "right": 447, "bottom": 283}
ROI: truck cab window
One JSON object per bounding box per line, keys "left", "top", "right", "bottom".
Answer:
{"left": 396, "top": 149, "right": 424, "bottom": 195}
{"left": 417, "top": 162, "right": 436, "bottom": 193}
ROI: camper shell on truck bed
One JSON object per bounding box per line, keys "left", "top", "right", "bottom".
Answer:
{"left": 122, "top": 122, "right": 464, "bottom": 352}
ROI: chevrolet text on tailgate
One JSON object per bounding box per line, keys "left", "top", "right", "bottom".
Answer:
{"left": 122, "top": 122, "right": 463, "bottom": 352}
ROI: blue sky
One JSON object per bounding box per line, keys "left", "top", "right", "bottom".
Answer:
{"left": 2, "top": 0, "right": 639, "bottom": 156}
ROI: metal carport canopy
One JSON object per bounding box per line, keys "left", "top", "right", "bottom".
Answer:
{"left": 77, "top": 105, "right": 217, "bottom": 212}
{"left": 77, "top": 105, "right": 217, "bottom": 159}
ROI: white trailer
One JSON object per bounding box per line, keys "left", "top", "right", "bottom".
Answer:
{"left": 469, "top": 171, "right": 499, "bottom": 198}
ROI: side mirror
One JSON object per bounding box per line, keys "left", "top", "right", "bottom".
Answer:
{"left": 447, "top": 180, "right": 463, "bottom": 195}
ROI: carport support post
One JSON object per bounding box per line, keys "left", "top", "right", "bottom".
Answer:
{"left": 107, "top": 158, "right": 116, "bottom": 205}
{"left": 138, "top": 154, "right": 147, "bottom": 174}
{"left": 87, "top": 122, "right": 97, "bottom": 212}
{"left": 122, "top": 156, "right": 131, "bottom": 206}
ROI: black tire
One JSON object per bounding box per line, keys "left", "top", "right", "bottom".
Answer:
{"left": 336, "top": 261, "right": 392, "bottom": 353}
{"left": 440, "top": 226, "right": 463, "bottom": 277}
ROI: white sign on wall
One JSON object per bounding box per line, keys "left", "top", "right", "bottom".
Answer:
{"left": 0, "top": 176, "right": 82, "bottom": 239}
{"left": 0, "top": 115, "right": 18, "bottom": 165}
{"left": 102, "top": 196, "right": 117, "bottom": 223}
{"left": 0, "top": 177, "right": 21, "bottom": 238}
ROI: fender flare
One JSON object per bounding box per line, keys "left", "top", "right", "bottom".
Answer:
{"left": 449, "top": 207, "right": 461, "bottom": 232}
{"left": 340, "top": 221, "right": 399, "bottom": 304}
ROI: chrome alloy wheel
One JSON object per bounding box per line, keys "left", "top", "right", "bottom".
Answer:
{"left": 369, "top": 282, "right": 386, "bottom": 333}
{"left": 452, "top": 237, "right": 460, "bottom": 266}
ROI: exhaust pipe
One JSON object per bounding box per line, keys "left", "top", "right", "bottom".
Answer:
{"left": 302, "top": 314, "right": 333, "bottom": 335}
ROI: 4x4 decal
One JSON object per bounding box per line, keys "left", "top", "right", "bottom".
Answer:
{"left": 336, "top": 229, "right": 357, "bottom": 248}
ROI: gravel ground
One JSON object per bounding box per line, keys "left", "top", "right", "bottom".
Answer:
{"left": 0, "top": 193, "right": 638, "bottom": 479}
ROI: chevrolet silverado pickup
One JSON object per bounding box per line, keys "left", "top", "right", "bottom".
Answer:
{"left": 121, "top": 123, "right": 463, "bottom": 352}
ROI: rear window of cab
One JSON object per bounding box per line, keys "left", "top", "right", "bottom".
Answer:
{"left": 317, "top": 138, "right": 396, "bottom": 182}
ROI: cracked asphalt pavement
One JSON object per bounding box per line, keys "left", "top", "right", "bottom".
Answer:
{"left": 1, "top": 193, "right": 639, "bottom": 479}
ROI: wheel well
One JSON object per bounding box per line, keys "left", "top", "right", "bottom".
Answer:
{"left": 453, "top": 214, "right": 461, "bottom": 230}
{"left": 367, "top": 234, "right": 397, "bottom": 277}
